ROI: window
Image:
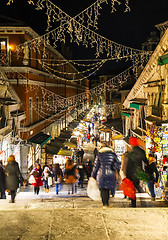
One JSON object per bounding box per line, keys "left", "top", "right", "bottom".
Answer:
{"left": 0, "top": 38, "right": 7, "bottom": 65}
{"left": 36, "top": 97, "right": 39, "bottom": 121}
{"left": 29, "top": 98, "right": 33, "bottom": 124}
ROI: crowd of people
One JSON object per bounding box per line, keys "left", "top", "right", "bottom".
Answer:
{"left": 1, "top": 109, "right": 168, "bottom": 208}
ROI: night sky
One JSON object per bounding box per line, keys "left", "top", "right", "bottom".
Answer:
{"left": 0, "top": 0, "right": 168, "bottom": 73}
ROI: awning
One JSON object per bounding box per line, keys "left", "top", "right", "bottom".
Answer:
{"left": 122, "top": 112, "right": 131, "bottom": 117}
{"left": 112, "top": 134, "right": 123, "bottom": 140}
{"left": 28, "top": 132, "right": 51, "bottom": 146}
{"left": 103, "top": 118, "right": 123, "bottom": 135}
{"left": 158, "top": 53, "right": 168, "bottom": 66}
{"left": 57, "top": 149, "right": 72, "bottom": 156}
{"left": 45, "top": 145, "right": 60, "bottom": 155}
{"left": 129, "top": 98, "right": 147, "bottom": 105}
{"left": 130, "top": 103, "right": 140, "bottom": 110}
{"left": 63, "top": 141, "right": 77, "bottom": 149}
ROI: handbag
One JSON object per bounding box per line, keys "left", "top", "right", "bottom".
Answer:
{"left": 87, "top": 177, "right": 101, "bottom": 201}
{"left": 29, "top": 175, "right": 36, "bottom": 184}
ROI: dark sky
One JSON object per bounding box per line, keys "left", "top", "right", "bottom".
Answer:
{"left": 0, "top": 0, "right": 168, "bottom": 72}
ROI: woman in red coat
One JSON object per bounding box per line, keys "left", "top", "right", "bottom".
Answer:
{"left": 30, "top": 163, "right": 43, "bottom": 195}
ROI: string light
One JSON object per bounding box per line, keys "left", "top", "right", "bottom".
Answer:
{"left": 14, "top": 0, "right": 151, "bottom": 69}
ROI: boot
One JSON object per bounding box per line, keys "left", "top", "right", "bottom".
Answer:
{"left": 130, "top": 198, "right": 136, "bottom": 207}
{"left": 46, "top": 189, "right": 49, "bottom": 193}
{"left": 44, "top": 188, "right": 47, "bottom": 193}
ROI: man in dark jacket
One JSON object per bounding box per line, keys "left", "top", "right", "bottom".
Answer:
{"left": 91, "top": 142, "right": 121, "bottom": 208}
{"left": 0, "top": 161, "right": 6, "bottom": 199}
{"left": 146, "top": 154, "right": 159, "bottom": 201}
{"left": 126, "top": 137, "right": 149, "bottom": 207}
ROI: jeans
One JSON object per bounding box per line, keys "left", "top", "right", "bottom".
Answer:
{"left": 44, "top": 179, "right": 49, "bottom": 189}
{"left": 148, "top": 181, "right": 155, "bottom": 198}
{"left": 100, "top": 189, "right": 110, "bottom": 206}
{"left": 55, "top": 183, "right": 63, "bottom": 194}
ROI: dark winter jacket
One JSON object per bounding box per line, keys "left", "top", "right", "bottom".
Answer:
{"left": 91, "top": 147, "right": 121, "bottom": 190}
{"left": 0, "top": 164, "right": 6, "bottom": 192}
{"left": 5, "top": 161, "right": 24, "bottom": 191}
{"left": 146, "top": 162, "right": 159, "bottom": 182}
{"left": 126, "top": 146, "right": 148, "bottom": 185}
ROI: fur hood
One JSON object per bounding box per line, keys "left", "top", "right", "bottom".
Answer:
{"left": 99, "top": 147, "right": 113, "bottom": 153}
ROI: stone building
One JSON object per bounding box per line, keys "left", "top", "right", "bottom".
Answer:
{"left": 0, "top": 16, "right": 89, "bottom": 176}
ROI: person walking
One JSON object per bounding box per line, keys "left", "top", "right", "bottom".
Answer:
{"left": 43, "top": 165, "right": 50, "bottom": 193}
{"left": 91, "top": 142, "right": 121, "bottom": 208}
{"left": 146, "top": 154, "right": 159, "bottom": 201}
{"left": 86, "top": 158, "right": 92, "bottom": 180}
{"left": 5, "top": 155, "right": 25, "bottom": 203}
{"left": 53, "top": 164, "right": 63, "bottom": 195}
{"left": 30, "top": 163, "right": 43, "bottom": 195}
{"left": 79, "top": 148, "right": 84, "bottom": 162}
{"left": 126, "top": 137, "right": 149, "bottom": 207}
{"left": 87, "top": 132, "right": 91, "bottom": 143}
{"left": 48, "top": 164, "right": 53, "bottom": 187}
{"left": 0, "top": 161, "right": 6, "bottom": 199}
{"left": 77, "top": 161, "right": 85, "bottom": 188}
{"left": 120, "top": 152, "right": 129, "bottom": 199}
{"left": 93, "top": 147, "right": 98, "bottom": 160}
{"left": 64, "top": 159, "right": 78, "bottom": 194}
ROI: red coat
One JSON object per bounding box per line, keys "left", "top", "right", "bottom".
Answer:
{"left": 31, "top": 168, "right": 43, "bottom": 187}
{"left": 163, "top": 157, "right": 167, "bottom": 165}
{"left": 87, "top": 133, "right": 91, "bottom": 140}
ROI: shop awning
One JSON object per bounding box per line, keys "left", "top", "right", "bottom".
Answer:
{"left": 45, "top": 145, "right": 60, "bottom": 155}
{"left": 103, "top": 118, "right": 123, "bottom": 135}
{"left": 158, "top": 53, "right": 168, "bottom": 66}
{"left": 28, "top": 132, "right": 51, "bottom": 146}
{"left": 57, "top": 149, "right": 72, "bottom": 156}
{"left": 112, "top": 134, "right": 123, "bottom": 140}
{"left": 129, "top": 98, "right": 147, "bottom": 105}
{"left": 63, "top": 141, "right": 77, "bottom": 149}
{"left": 122, "top": 112, "right": 131, "bottom": 117}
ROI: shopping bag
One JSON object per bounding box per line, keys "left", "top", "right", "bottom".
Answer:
{"left": 29, "top": 175, "right": 36, "bottom": 184}
{"left": 48, "top": 177, "right": 53, "bottom": 186}
{"left": 120, "top": 178, "right": 136, "bottom": 200}
{"left": 87, "top": 177, "right": 101, "bottom": 201}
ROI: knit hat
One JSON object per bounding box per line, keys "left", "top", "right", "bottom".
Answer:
{"left": 7, "top": 155, "right": 15, "bottom": 162}
{"left": 129, "top": 136, "right": 139, "bottom": 147}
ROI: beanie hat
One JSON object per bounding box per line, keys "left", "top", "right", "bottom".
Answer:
{"left": 129, "top": 137, "right": 139, "bottom": 147}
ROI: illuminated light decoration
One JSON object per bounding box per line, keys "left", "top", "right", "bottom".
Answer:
{"left": 7, "top": 0, "right": 131, "bottom": 31}
{"left": 14, "top": 3, "right": 151, "bottom": 70}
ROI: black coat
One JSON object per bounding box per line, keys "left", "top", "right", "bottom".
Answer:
{"left": 91, "top": 147, "right": 121, "bottom": 190}
{"left": 146, "top": 162, "right": 159, "bottom": 182}
{"left": 0, "top": 164, "right": 6, "bottom": 192}
{"left": 126, "top": 146, "right": 148, "bottom": 185}
{"left": 5, "top": 161, "right": 23, "bottom": 191}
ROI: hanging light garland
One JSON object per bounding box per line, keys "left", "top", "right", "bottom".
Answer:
{"left": 7, "top": 0, "right": 131, "bottom": 32}
{"left": 14, "top": 0, "right": 151, "bottom": 70}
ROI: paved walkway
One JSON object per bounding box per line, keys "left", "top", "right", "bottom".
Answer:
{"left": 1, "top": 124, "right": 168, "bottom": 239}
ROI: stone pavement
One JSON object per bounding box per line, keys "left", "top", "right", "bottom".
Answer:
{"left": 0, "top": 193, "right": 168, "bottom": 240}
